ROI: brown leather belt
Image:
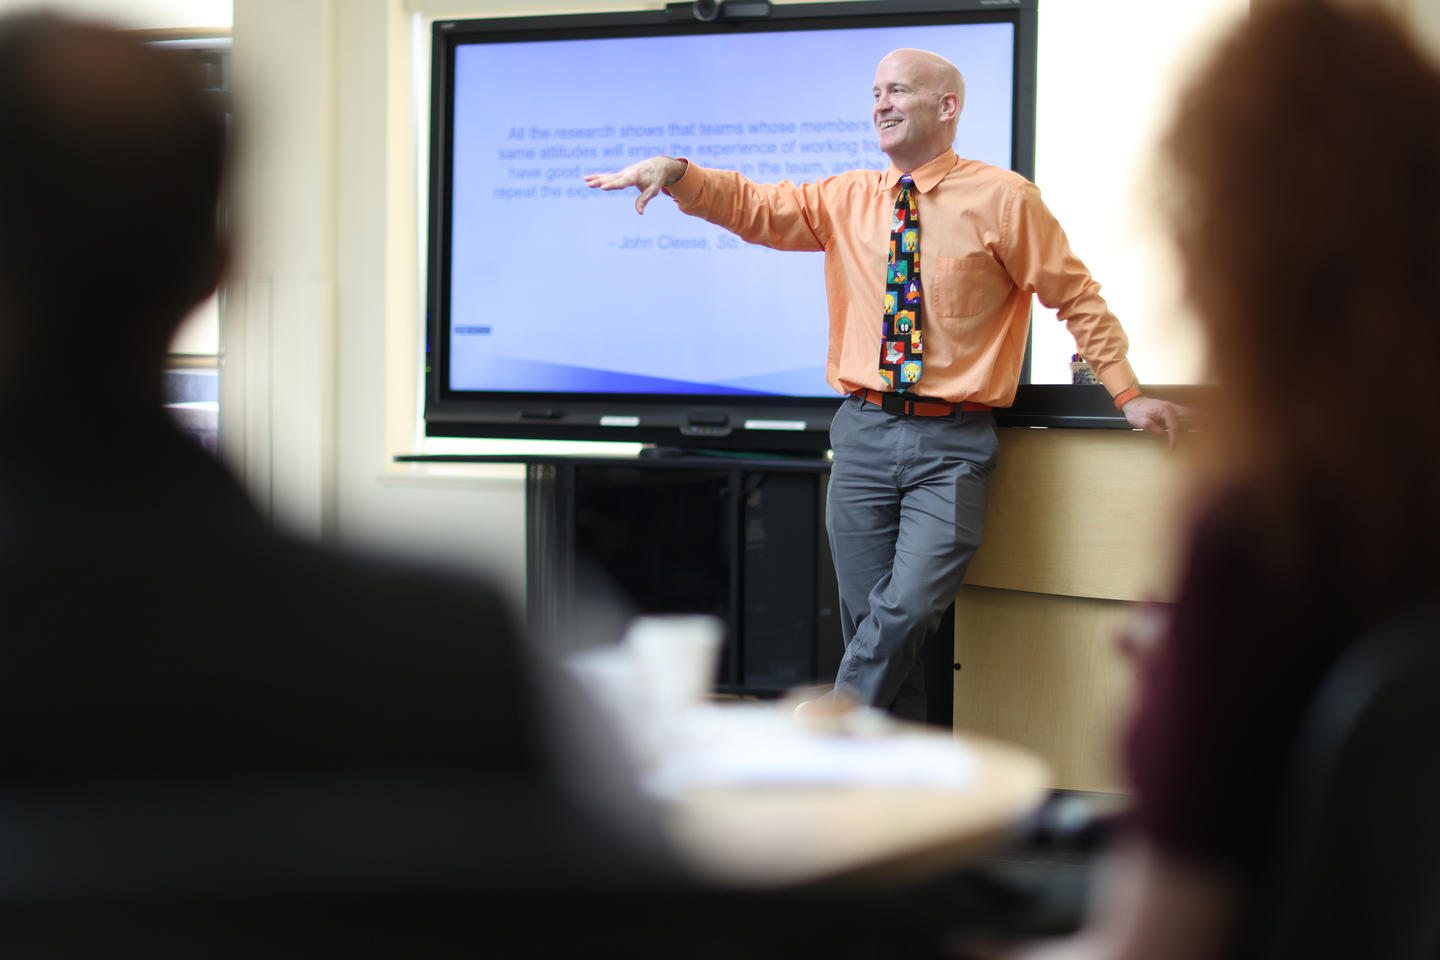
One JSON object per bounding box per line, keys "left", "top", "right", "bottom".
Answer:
{"left": 858, "top": 388, "right": 990, "bottom": 417}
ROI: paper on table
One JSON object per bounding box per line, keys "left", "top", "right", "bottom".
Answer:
{"left": 642, "top": 703, "right": 978, "bottom": 798}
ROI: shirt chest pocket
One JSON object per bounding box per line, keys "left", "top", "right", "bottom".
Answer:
{"left": 927, "top": 255, "right": 988, "bottom": 319}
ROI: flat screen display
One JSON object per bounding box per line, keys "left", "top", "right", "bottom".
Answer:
{"left": 426, "top": 2, "right": 1037, "bottom": 451}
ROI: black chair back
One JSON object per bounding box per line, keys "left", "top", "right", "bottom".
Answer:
{"left": 1239, "top": 597, "right": 1440, "bottom": 960}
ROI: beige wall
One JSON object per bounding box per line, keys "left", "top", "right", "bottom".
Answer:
{"left": 0, "top": 0, "right": 230, "bottom": 28}
{"left": 228, "top": 0, "right": 536, "bottom": 602}
{"left": 1028, "top": 0, "right": 1245, "bottom": 387}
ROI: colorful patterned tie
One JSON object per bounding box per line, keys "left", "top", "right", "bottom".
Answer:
{"left": 879, "top": 174, "right": 923, "bottom": 392}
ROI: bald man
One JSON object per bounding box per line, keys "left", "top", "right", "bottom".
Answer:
{"left": 588, "top": 49, "right": 1178, "bottom": 722}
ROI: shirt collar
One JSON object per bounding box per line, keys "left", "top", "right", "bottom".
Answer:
{"left": 879, "top": 149, "right": 959, "bottom": 194}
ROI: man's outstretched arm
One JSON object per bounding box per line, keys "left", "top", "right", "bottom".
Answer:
{"left": 584, "top": 156, "right": 688, "bottom": 215}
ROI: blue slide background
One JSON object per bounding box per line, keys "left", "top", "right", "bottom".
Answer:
{"left": 447, "top": 22, "right": 1014, "bottom": 396}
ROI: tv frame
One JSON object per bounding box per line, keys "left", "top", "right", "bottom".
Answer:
{"left": 423, "top": 0, "right": 1039, "bottom": 454}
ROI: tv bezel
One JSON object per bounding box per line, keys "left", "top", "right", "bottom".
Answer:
{"left": 423, "top": 0, "right": 1039, "bottom": 454}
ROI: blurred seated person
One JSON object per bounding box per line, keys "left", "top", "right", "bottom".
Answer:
{"left": 0, "top": 8, "right": 668, "bottom": 894}
{"left": 1007, "top": 2, "right": 1440, "bottom": 958}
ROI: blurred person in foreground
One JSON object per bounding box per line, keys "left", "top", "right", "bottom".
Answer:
{"left": 999, "top": 2, "right": 1440, "bottom": 958}
{"left": 0, "top": 10, "right": 676, "bottom": 947}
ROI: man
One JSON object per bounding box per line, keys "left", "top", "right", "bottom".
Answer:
{"left": 587, "top": 49, "right": 1179, "bottom": 721}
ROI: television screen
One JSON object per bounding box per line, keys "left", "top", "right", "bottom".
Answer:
{"left": 426, "top": 1, "right": 1038, "bottom": 452}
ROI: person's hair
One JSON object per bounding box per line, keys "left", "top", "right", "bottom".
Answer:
{"left": 1164, "top": 0, "right": 1440, "bottom": 590}
{"left": 0, "top": 12, "right": 226, "bottom": 374}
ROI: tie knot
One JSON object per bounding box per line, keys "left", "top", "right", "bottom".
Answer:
{"left": 899, "top": 174, "right": 913, "bottom": 186}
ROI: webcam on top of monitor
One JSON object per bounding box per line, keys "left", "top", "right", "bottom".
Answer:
{"left": 666, "top": 1, "right": 773, "bottom": 22}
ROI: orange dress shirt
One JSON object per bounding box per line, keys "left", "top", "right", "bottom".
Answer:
{"left": 665, "top": 149, "right": 1137, "bottom": 406}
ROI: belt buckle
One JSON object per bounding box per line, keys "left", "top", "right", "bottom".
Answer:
{"left": 880, "top": 392, "right": 911, "bottom": 415}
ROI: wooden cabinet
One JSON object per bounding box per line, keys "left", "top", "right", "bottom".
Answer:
{"left": 953, "top": 427, "right": 1193, "bottom": 792}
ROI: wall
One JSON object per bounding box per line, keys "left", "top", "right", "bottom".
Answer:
{"left": 0, "top": 0, "right": 230, "bottom": 28}
{"left": 1028, "top": 0, "right": 1245, "bottom": 386}
{"left": 227, "top": 0, "right": 536, "bottom": 604}
{"left": 1028, "top": 0, "right": 1440, "bottom": 387}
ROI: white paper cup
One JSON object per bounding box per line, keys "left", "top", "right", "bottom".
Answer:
{"left": 625, "top": 614, "right": 723, "bottom": 714}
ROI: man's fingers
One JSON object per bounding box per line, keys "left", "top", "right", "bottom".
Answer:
{"left": 1123, "top": 397, "right": 1183, "bottom": 450}
{"left": 584, "top": 165, "right": 640, "bottom": 189}
{"left": 584, "top": 171, "right": 633, "bottom": 191}
{"left": 1153, "top": 403, "right": 1180, "bottom": 449}
{"left": 585, "top": 158, "right": 673, "bottom": 214}
{"left": 635, "top": 182, "right": 667, "bottom": 214}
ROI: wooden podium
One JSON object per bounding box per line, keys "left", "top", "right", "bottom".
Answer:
{"left": 953, "top": 426, "right": 1192, "bottom": 792}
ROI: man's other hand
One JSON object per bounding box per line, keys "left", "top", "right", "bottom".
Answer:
{"left": 1121, "top": 395, "right": 1187, "bottom": 449}
{"left": 584, "top": 156, "right": 688, "bottom": 215}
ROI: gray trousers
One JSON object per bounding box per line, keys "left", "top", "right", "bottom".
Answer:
{"left": 826, "top": 393, "right": 998, "bottom": 721}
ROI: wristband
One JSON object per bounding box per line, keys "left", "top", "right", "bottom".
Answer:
{"left": 1112, "top": 385, "right": 1142, "bottom": 409}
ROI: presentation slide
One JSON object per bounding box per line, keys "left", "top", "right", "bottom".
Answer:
{"left": 447, "top": 21, "right": 1014, "bottom": 397}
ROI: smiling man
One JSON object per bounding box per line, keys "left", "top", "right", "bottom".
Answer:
{"left": 586, "top": 48, "right": 1178, "bottom": 722}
